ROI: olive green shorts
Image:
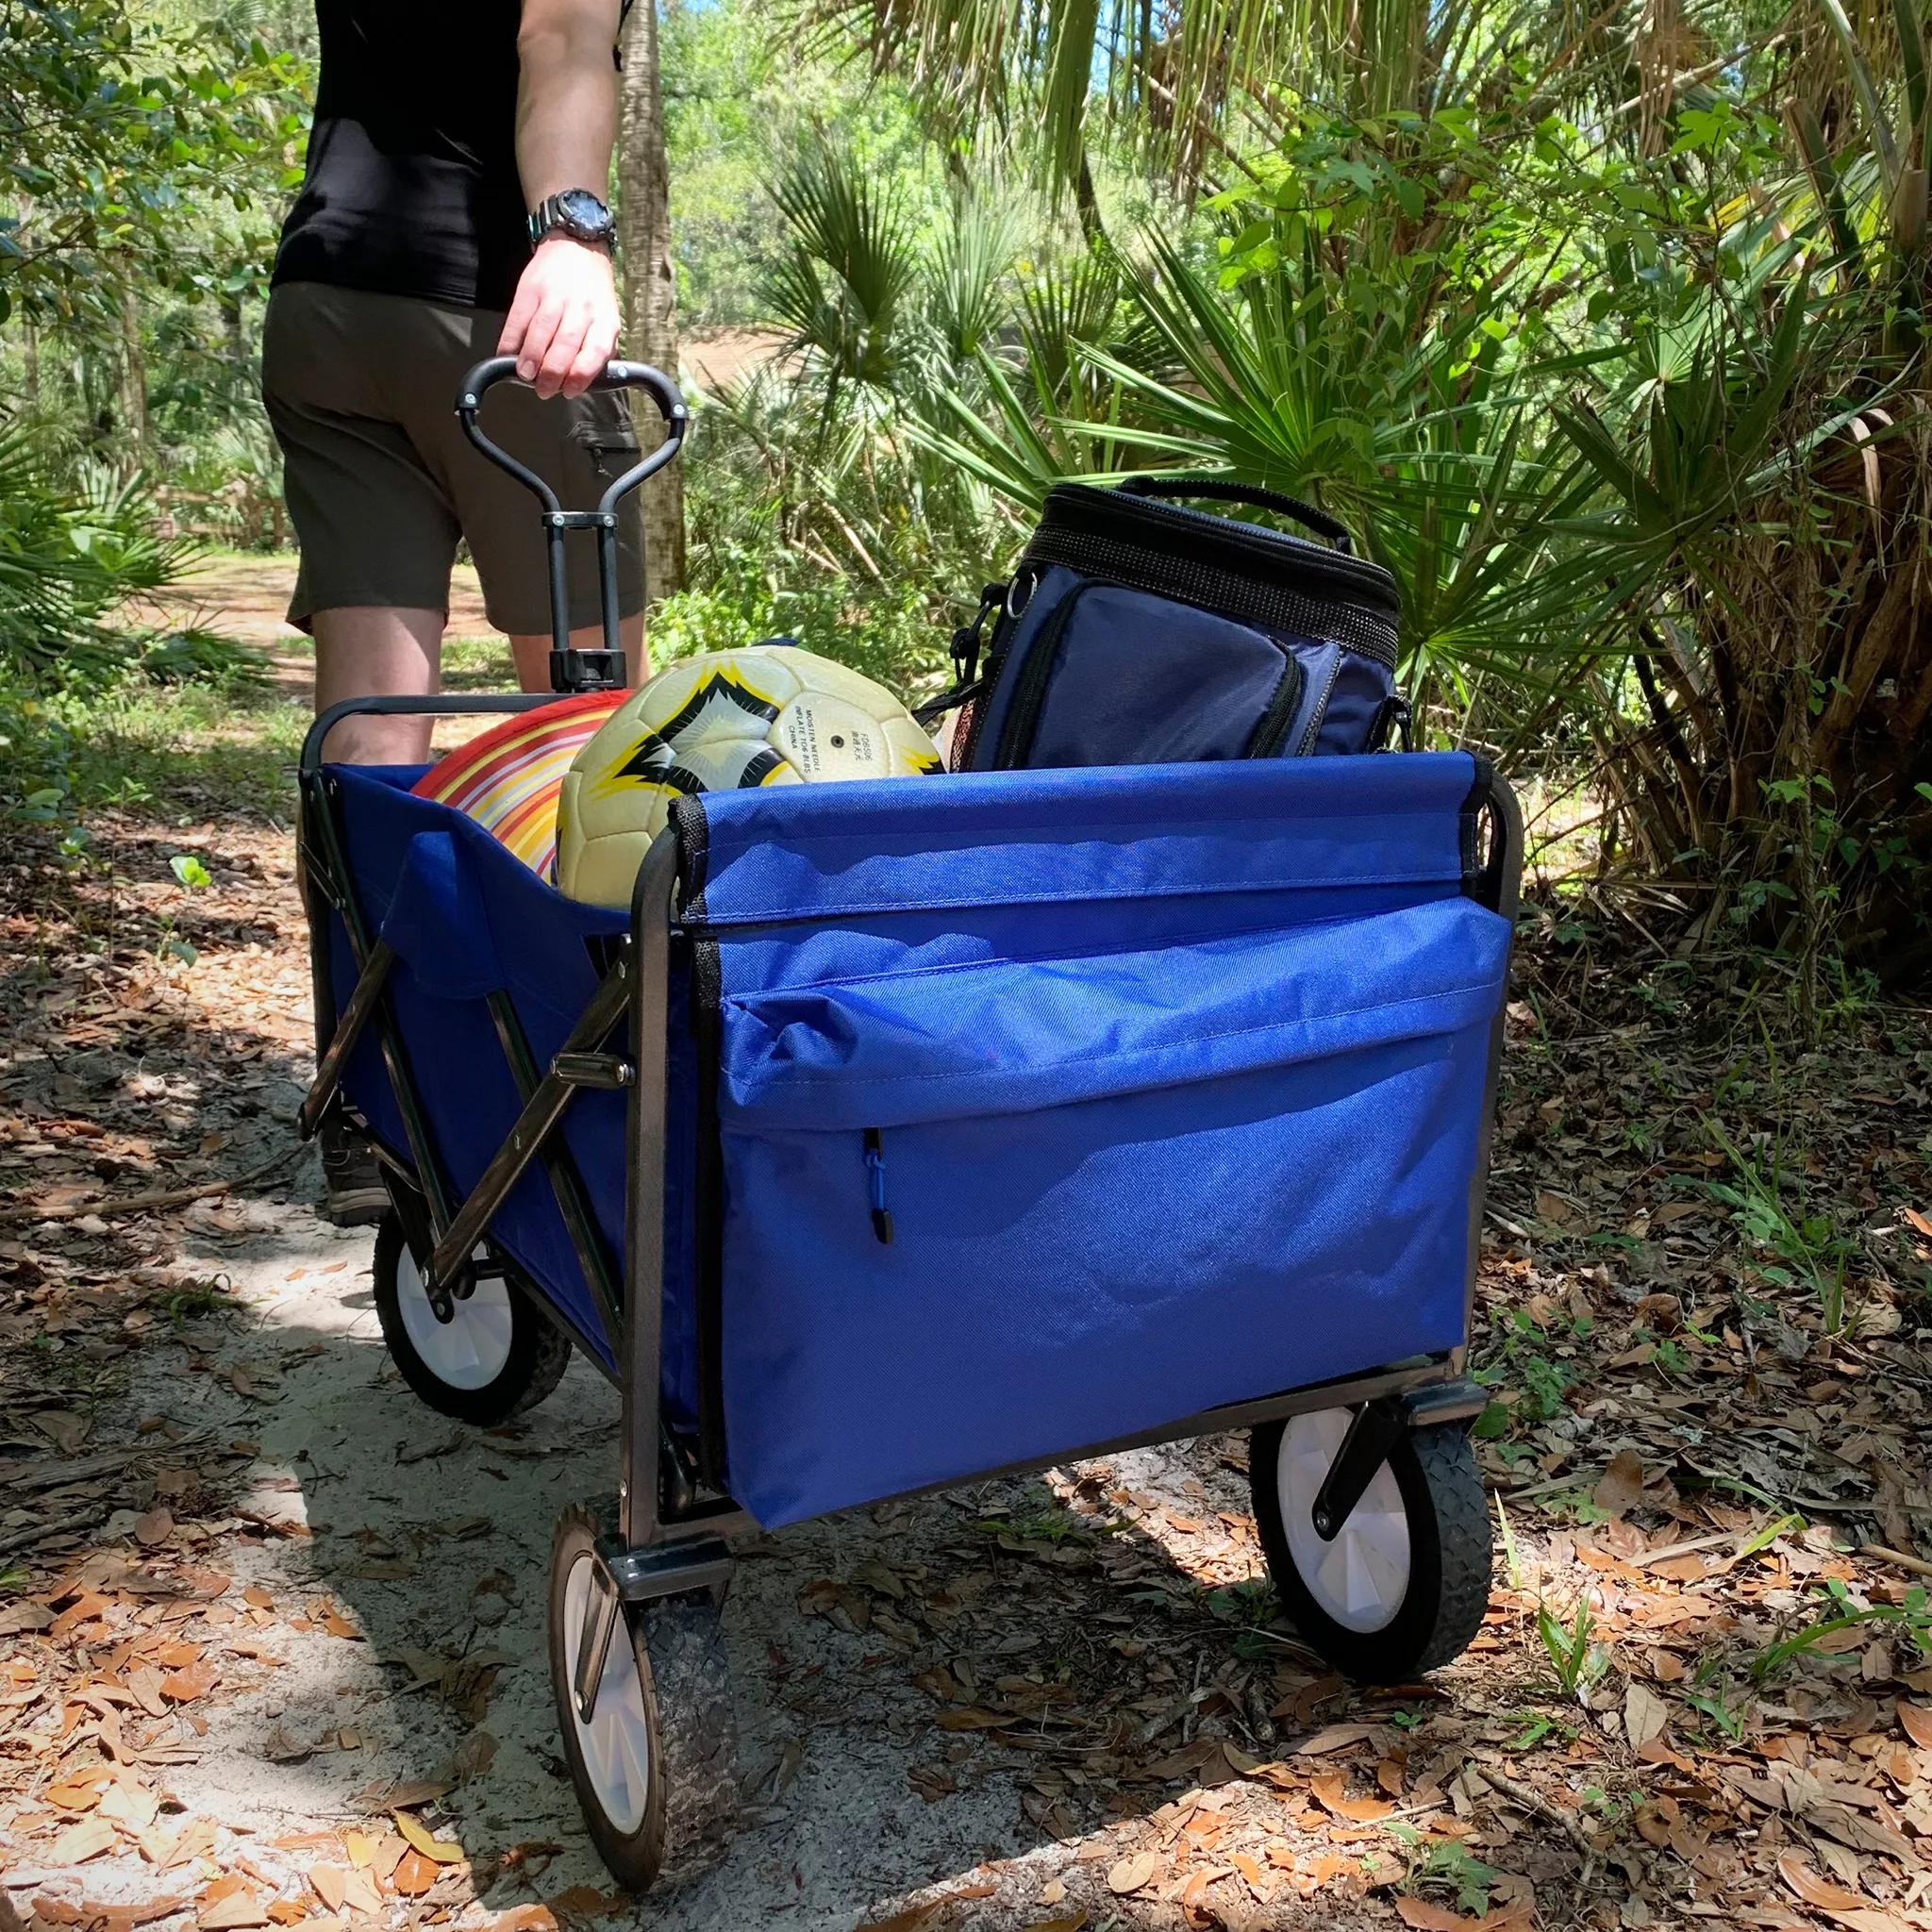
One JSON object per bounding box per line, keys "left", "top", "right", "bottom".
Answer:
{"left": 262, "top": 281, "right": 646, "bottom": 636}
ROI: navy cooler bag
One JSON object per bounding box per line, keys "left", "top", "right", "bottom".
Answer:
{"left": 947, "top": 475, "right": 1408, "bottom": 771}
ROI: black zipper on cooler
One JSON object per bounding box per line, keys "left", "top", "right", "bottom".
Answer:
{"left": 1045, "top": 485, "right": 1401, "bottom": 612}
{"left": 1242, "top": 650, "right": 1308, "bottom": 757}
{"left": 1024, "top": 524, "right": 1399, "bottom": 668}
{"left": 991, "top": 582, "right": 1087, "bottom": 769}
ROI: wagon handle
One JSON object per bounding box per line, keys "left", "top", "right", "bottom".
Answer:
{"left": 455, "top": 358, "right": 689, "bottom": 693}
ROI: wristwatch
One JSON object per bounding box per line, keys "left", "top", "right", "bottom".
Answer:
{"left": 528, "top": 189, "right": 615, "bottom": 250}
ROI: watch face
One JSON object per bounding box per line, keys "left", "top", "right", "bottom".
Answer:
{"left": 557, "top": 189, "right": 613, "bottom": 239}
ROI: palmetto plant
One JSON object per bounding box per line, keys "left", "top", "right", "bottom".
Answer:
{"left": 1542, "top": 1, "right": 1932, "bottom": 974}
{"left": 791, "top": 0, "right": 1932, "bottom": 966}
{"left": 766, "top": 134, "right": 924, "bottom": 409}
{"left": 0, "top": 425, "right": 184, "bottom": 681}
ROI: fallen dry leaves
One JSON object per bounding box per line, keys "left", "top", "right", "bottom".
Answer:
{"left": 3, "top": 601, "right": 1932, "bottom": 1932}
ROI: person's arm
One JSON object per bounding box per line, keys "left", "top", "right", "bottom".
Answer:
{"left": 499, "top": 0, "right": 624, "bottom": 399}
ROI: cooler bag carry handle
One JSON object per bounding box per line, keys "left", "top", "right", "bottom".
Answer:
{"left": 1115, "top": 475, "right": 1354, "bottom": 555}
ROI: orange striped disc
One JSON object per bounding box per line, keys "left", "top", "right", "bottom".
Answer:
{"left": 409, "top": 691, "right": 628, "bottom": 879}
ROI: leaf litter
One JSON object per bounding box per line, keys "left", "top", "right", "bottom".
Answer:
{"left": 3, "top": 598, "right": 1932, "bottom": 1930}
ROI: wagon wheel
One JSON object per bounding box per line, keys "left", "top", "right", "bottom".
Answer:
{"left": 371, "top": 1208, "right": 571, "bottom": 1426}
{"left": 1250, "top": 1406, "right": 1491, "bottom": 1683}
{"left": 548, "top": 1502, "right": 738, "bottom": 1891}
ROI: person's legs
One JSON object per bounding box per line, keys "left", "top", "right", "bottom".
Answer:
{"left": 311, "top": 607, "right": 447, "bottom": 762}
{"left": 264, "top": 285, "right": 467, "bottom": 761}
{"left": 506, "top": 610, "right": 647, "bottom": 693}
{"left": 264, "top": 286, "right": 469, "bottom": 1224}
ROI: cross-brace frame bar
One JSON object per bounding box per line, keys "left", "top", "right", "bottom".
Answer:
{"left": 299, "top": 705, "right": 1524, "bottom": 1644}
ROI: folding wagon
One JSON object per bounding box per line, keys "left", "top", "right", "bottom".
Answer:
{"left": 295, "top": 360, "right": 1523, "bottom": 1889}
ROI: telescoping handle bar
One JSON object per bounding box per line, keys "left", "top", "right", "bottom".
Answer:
{"left": 456, "top": 357, "right": 688, "bottom": 694}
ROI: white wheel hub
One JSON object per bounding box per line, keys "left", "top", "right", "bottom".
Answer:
{"left": 561, "top": 1553, "right": 651, "bottom": 1834}
{"left": 1276, "top": 1407, "right": 1412, "bottom": 1633}
{"left": 394, "top": 1242, "right": 513, "bottom": 1391}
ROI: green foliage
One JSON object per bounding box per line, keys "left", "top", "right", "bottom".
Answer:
{"left": 663, "top": 0, "right": 950, "bottom": 332}
{"left": 1704, "top": 1117, "right": 1856, "bottom": 1332}
{"left": 1536, "top": 1596, "right": 1608, "bottom": 1702}
{"left": 0, "top": 0, "right": 306, "bottom": 324}
{"left": 0, "top": 429, "right": 186, "bottom": 680}
{"left": 139, "top": 625, "right": 270, "bottom": 691}
{"left": 808, "top": 0, "right": 1932, "bottom": 964}
{"left": 664, "top": 362, "right": 962, "bottom": 695}
{"left": 1747, "top": 1579, "right": 1931, "bottom": 1681}
{"left": 767, "top": 136, "right": 924, "bottom": 405}
{"left": 1386, "top": 1827, "right": 1501, "bottom": 1915}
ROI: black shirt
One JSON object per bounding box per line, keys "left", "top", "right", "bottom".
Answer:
{"left": 273, "top": 1, "right": 531, "bottom": 312}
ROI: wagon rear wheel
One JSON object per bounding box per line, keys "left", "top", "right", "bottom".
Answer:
{"left": 1251, "top": 1407, "right": 1491, "bottom": 1683}
{"left": 547, "top": 1503, "right": 737, "bottom": 1891}
{"left": 372, "top": 1208, "right": 570, "bottom": 1425}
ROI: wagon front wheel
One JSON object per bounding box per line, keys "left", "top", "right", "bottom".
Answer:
{"left": 548, "top": 1504, "right": 736, "bottom": 1892}
{"left": 372, "top": 1208, "right": 570, "bottom": 1425}
{"left": 1251, "top": 1406, "right": 1491, "bottom": 1683}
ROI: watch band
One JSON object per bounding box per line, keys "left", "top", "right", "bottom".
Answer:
{"left": 528, "top": 192, "right": 614, "bottom": 249}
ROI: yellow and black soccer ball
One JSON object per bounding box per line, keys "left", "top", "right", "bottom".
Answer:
{"left": 555, "top": 643, "right": 944, "bottom": 907}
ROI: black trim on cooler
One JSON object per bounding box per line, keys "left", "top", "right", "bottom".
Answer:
{"left": 1291, "top": 651, "right": 1341, "bottom": 758}
{"left": 991, "top": 582, "right": 1081, "bottom": 768}
{"left": 1038, "top": 482, "right": 1399, "bottom": 620}
{"left": 1023, "top": 523, "right": 1397, "bottom": 667}
{"left": 1244, "top": 652, "right": 1307, "bottom": 758}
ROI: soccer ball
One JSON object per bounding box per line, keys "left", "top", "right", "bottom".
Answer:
{"left": 555, "top": 642, "right": 944, "bottom": 907}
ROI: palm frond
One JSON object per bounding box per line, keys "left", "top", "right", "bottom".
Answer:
{"left": 762, "top": 133, "right": 922, "bottom": 404}
{"left": 928, "top": 187, "right": 1025, "bottom": 365}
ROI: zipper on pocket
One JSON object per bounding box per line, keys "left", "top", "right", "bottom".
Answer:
{"left": 863, "top": 1127, "right": 893, "bottom": 1244}
{"left": 1241, "top": 651, "right": 1308, "bottom": 757}
{"left": 1294, "top": 651, "right": 1344, "bottom": 756}
{"left": 992, "top": 584, "right": 1086, "bottom": 769}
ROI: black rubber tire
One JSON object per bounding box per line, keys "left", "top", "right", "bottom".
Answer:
{"left": 1250, "top": 1415, "right": 1491, "bottom": 1683}
{"left": 371, "top": 1208, "right": 572, "bottom": 1426}
{"left": 547, "top": 1503, "right": 737, "bottom": 1892}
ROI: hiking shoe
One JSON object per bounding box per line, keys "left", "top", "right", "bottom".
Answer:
{"left": 320, "top": 1128, "right": 389, "bottom": 1227}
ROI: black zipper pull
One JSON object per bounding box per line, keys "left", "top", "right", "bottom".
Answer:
{"left": 1374, "top": 693, "right": 1414, "bottom": 752}
{"left": 949, "top": 581, "right": 1008, "bottom": 688}
{"left": 863, "top": 1127, "right": 893, "bottom": 1244}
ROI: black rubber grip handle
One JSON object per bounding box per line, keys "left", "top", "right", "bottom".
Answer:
{"left": 458, "top": 355, "right": 684, "bottom": 425}
{"left": 455, "top": 358, "right": 688, "bottom": 515}
{"left": 1116, "top": 474, "right": 1353, "bottom": 554}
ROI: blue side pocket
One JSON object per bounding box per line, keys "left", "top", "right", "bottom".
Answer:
{"left": 713, "top": 895, "right": 1510, "bottom": 1527}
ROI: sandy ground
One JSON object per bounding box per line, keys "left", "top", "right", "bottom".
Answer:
{"left": 9, "top": 550, "right": 1932, "bottom": 1932}
{"left": 135, "top": 558, "right": 497, "bottom": 706}
{"left": 8, "top": 1170, "right": 1349, "bottom": 1931}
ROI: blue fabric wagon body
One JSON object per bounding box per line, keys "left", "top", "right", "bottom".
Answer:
{"left": 322, "top": 752, "right": 1511, "bottom": 1531}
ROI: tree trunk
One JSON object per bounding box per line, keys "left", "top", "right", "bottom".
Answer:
{"left": 222, "top": 292, "right": 247, "bottom": 369}
{"left": 618, "top": 0, "right": 685, "bottom": 603}
{"left": 119, "top": 278, "right": 151, "bottom": 475}
{"left": 1075, "top": 151, "right": 1107, "bottom": 245}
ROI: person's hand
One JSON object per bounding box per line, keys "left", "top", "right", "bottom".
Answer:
{"left": 499, "top": 235, "right": 620, "bottom": 399}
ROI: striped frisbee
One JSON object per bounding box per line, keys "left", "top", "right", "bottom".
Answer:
{"left": 410, "top": 691, "right": 629, "bottom": 880}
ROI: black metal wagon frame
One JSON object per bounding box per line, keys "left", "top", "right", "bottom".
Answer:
{"left": 291, "top": 357, "right": 1524, "bottom": 1879}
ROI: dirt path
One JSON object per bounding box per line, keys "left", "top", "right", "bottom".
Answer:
{"left": 4, "top": 556, "right": 1932, "bottom": 1932}
{"left": 130, "top": 557, "right": 498, "bottom": 707}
